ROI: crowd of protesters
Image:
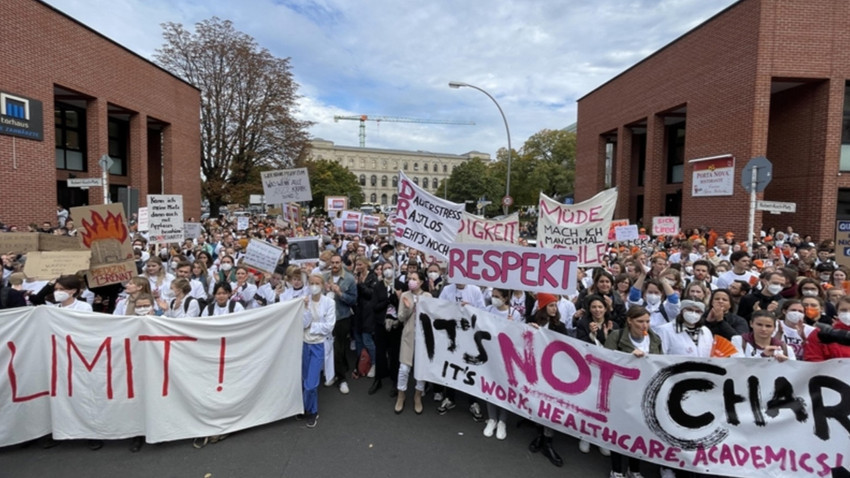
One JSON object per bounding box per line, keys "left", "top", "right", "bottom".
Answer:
{"left": 2, "top": 211, "right": 850, "bottom": 478}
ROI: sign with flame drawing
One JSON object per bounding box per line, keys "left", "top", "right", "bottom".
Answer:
{"left": 71, "top": 204, "right": 135, "bottom": 286}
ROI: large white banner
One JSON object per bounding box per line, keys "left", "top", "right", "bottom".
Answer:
{"left": 447, "top": 243, "right": 579, "bottom": 296}
{"left": 0, "top": 302, "right": 304, "bottom": 446}
{"left": 395, "top": 171, "right": 464, "bottom": 260}
{"left": 537, "top": 189, "right": 617, "bottom": 267}
{"left": 456, "top": 212, "right": 519, "bottom": 245}
{"left": 413, "top": 298, "right": 850, "bottom": 478}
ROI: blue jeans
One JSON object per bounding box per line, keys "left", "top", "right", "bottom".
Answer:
{"left": 302, "top": 342, "right": 324, "bottom": 415}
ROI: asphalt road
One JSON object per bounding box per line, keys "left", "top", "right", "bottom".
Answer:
{"left": 0, "top": 368, "right": 618, "bottom": 478}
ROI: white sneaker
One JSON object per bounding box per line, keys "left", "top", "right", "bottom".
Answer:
{"left": 599, "top": 446, "right": 611, "bottom": 456}
{"left": 659, "top": 468, "right": 676, "bottom": 478}
{"left": 609, "top": 472, "right": 626, "bottom": 478}
{"left": 339, "top": 381, "right": 350, "bottom": 394}
{"left": 324, "top": 376, "right": 337, "bottom": 387}
{"left": 626, "top": 471, "right": 645, "bottom": 478}
{"left": 496, "top": 421, "right": 507, "bottom": 440}
{"left": 579, "top": 439, "right": 591, "bottom": 453}
{"left": 483, "top": 419, "right": 496, "bottom": 437}
{"left": 433, "top": 392, "right": 444, "bottom": 402}
{"left": 367, "top": 365, "right": 375, "bottom": 378}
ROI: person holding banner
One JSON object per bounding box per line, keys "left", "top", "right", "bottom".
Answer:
{"left": 804, "top": 295, "right": 850, "bottom": 361}
{"left": 655, "top": 300, "right": 713, "bottom": 357}
{"left": 301, "top": 274, "right": 337, "bottom": 428}
{"left": 604, "top": 305, "right": 660, "bottom": 478}
{"left": 46, "top": 275, "right": 93, "bottom": 312}
{"left": 774, "top": 300, "right": 814, "bottom": 360}
{"left": 395, "top": 270, "right": 430, "bottom": 414}
{"left": 481, "top": 288, "right": 522, "bottom": 441}
{"left": 113, "top": 277, "right": 152, "bottom": 316}
{"left": 731, "top": 310, "right": 793, "bottom": 360}
{"left": 201, "top": 282, "right": 245, "bottom": 317}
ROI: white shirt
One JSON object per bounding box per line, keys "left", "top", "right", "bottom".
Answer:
{"left": 656, "top": 322, "right": 713, "bottom": 357}
{"left": 485, "top": 305, "right": 523, "bottom": 322}
{"left": 303, "top": 295, "right": 336, "bottom": 344}
{"left": 55, "top": 299, "right": 93, "bottom": 312}
{"left": 230, "top": 282, "right": 258, "bottom": 309}
{"left": 201, "top": 301, "right": 245, "bottom": 317}
{"left": 165, "top": 295, "right": 201, "bottom": 318}
{"left": 716, "top": 270, "right": 758, "bottom": 289}
{"left": 440, "top": 284, "right": 486, "bottom": 309}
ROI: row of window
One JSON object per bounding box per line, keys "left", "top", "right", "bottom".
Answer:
{"left": 55, "top": 102, "right": 128, "bottom": 175}
{"left": 347, "top": 157, "right": 452, "bottom": 173}
{"left": 367, "top": 193, "right": 397, "bottom": 205}
{"left": 358, "top": 174, "right": 441, "bottom": 189}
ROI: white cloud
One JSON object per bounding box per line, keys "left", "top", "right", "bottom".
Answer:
{"left": 44, "top": 0, "right": 737, "bottom": 157}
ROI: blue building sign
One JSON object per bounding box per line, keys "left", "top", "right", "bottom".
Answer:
{"left": 0, "top": 91, "right": 44, "bottom": 141}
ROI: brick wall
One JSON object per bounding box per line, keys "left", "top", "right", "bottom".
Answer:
{"left": 0, "top": 0, "right": 200, "bottom": 228}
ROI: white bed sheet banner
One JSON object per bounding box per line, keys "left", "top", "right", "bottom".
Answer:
{"left": 394, "top": 170, "right": 464, "bottom": 260}
{"left": 0, "top": 301, "right": 304, "bottom": 446}
{"left": 537, "top": 188, "right": 617, "bottom": 267}
{"left": 413, "top": 298, "right": 850, "bottom": 478}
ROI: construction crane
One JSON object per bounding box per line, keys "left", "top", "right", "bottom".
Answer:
{"left": 333, "top": 114, "right": 475, "bottom": 147}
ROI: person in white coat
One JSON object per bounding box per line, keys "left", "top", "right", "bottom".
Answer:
{"left": 301, "top": 274, "right": 336, "bottom": 428}
{"left": 655, "top": 300, "right": 713, "bottom": 357}
{"left": 160, "top": 278, "right": 201, "bottom": 318}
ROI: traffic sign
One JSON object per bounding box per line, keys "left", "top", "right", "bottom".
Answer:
{"left": 501, "top": 195, "right": 514, "bottom": 207}
{"left": 67, "top": 178, "right": 103, "bottom": 188}
{"left": 756, "top": 200, "right": 796, "bottom": 214}
{"left": 741, "top": 156, "right": 772, "bottom": 193}
{"left": 98, "top": 154, "right": 114, "bottom": 171}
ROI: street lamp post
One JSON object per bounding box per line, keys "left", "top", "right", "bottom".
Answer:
{"left": 448, "top": 81, "right": 512, "bottom": 214}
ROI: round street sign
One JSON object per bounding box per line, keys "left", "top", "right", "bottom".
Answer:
{"left": 502, "top": 195, "right": 514, "bottom": 207}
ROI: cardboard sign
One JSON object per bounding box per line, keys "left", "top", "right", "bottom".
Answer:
{"left": 147, "top": 195, "right": 184, "bottom": 244}
{"left": 137, "top": 207, "right": 149, "bottom": 231}
{"left": 614, "top": 225, "right": 639, "bottom": 242}
{"left": 85, "top": 260, "right": 138, "bottom": 288}
{"left": 537, "top": 189, "right": 617, "bottom": 267}
{"left": 608, "top": 219, "right": 630, "bottom": 241}
{"left": 261, "top": 168, "right": 312, "bottom": 204}
{"left": 447, "top": 243, "right": 579, "bottom": 296}
{"left": 652, "top": 216, "right": 680, "bottom": 236}
{"left": 183, "top": 223, "right": 203, "bottom": 240}
{"left": 23, "top": 251, "right": 91, "bottom": 280}
{"left": 325, "top": 196, "right": 348, "bottom": 212}
{"left": 71, "top": 204, "right": 133, "bottom": 264}
{"left": 38, "top": 233, "right": 84, "bottom": 251}
{"left": 242, "top": 239, "right": 284, "bottom": 274}
{"left": 236, "top": 216, "right": 250, "bottom": 231}
{"left": 288, "top": 237, "right": 321, "bottom": 264}
{"left": 0, "top": 232, "right": 39, "bottom": 254}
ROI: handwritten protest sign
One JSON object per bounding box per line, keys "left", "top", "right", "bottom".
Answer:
{"left": 288, "top": 237, "right": 320, "bottom": 264}
{"left": 608, "top": 219, "right": 629, "bottom": 241}
{"left": 23, "top": 251, "right": 91, "bottom": 280}
{"left": 456, "top": 212, "right": 519, "bottom": 245}
{"left": 71, "top": 204, "right": 133, "bottom": 264}
{"left": 137, "top": 207, "right": 149, "bottom": 231}
{"left": 183, "top": 222, "right": 203, "bottom": 240}
{"left": 537, "top": 188, "right": 617, "bottom": 267}
{"left": 261, "top": 168, "right": 312, "bottom": 204}
{"left": 362, "top": 215, "right": 380, "bottom": 231}
{"left": 652, "top": 216, "right": 680, "bottom": 236}
{"left": 236, "top": 216, "right": 249, "bottom": 231}
{"left": 38, "top": 233, "right": 83, "bottom": 251}
{"left": 242, "top": 239, "right": 283, "bottom": 273}
{"left": 146, "top": 195, "right": 184, "bottom": 245}
{"left": 0, "top": 233, "right": 39, "bottom": 253}
{"left": 615, "top": 224, "right": 639, "bottom": 242}
{"left": 285, "top": 203, "right": 301, "bottom": 225}
{"left": 395, "top": 171, "right": 463, "bottom": 260}
{"left": 85, "top": 260, "right": 137, "bottom": 288}
{"left": 0, "top": 301, "right": 303, "bottom": 446}
{"left": 447, "top": 243, "right": 579, "bottom": 296}
{"left": 414, "top": 298, "right": 850, "bottom": 478}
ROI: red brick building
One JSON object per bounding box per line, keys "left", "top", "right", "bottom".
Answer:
{"left": 0, "top": 0, "right": 200, "bottom": 229}
{"left": 576, "top": 0, "right": 850, "bottom": 242}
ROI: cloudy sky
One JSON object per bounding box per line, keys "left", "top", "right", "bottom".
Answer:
{"left": 44, "top": 0, "right": 737, "bottom": 158}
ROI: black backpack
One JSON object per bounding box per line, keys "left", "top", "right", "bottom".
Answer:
{"left": 206, "top": 300, "right": 237, "bottom": 316}
{"left": 171, "top": 296, "right": 203, "bottom": 315}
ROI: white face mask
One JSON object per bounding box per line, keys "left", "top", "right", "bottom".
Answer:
{"left": 802, "top": 290, "right": 818, "bottom": 297}
{"left": 220, "top": 263, "right": 233, "bottom": 272}
{"left": 838, "top": 312, "right": 850, "bottom": 326}
{"left": 785, "top": 310, "right": 804, "bottom": 324}
{"left": 491, "top": 297, "right": 505, "bottom": 308}
{"left": 135, "top": 306, "right": 152, "bottom": 316}
{"left": 383, "top": 269, "right": 394, "bottom": 279}
{"left": 428, "top": 272, "right": 440, "bottom": 281}
{"left": 318, "top": 260, "right": 327, "bottom": 269}
{"left": 683, "top": 310, "right": 702, "bottom": 325}
{"left": 685, "top": 266, "right": 694, "bottom": 275}
{"left": 645, "top": 293, "right": 662, "bottom": 306}
{"left": 767, "top": 284, "right": 783, "bottom": 295}
{"left": 171, "top": 261, "right": 179, "bottom": 270}
{"left": 309, "top": 284, "right": 323, "bottom": 296}
{"left": 53, "top": 290, "right": 71, "bottom": 303}
{"left": 820, "top": 274, "right": 831, "bottom": 283}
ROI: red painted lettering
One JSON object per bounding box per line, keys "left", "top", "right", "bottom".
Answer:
{"left": 138, "top": 335, "right": 197, "bottom": 396}
{"left": 66, "top": 335, "right": 113, "bottom": 399}
{"left": 6, "top": 341, "right": 49, "bottom": 402}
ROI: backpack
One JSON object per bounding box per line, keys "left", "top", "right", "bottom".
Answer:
{"left": 206, "top": 300, "right": 237, "bottom": 316}
{"left": 171, "top": 296, "right": 202, "bottom": 315}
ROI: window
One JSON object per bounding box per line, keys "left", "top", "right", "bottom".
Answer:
{"left": 403, "top": 162, "right": 408, "bottom": 171}
{"left": 414, "top": 162, "right": 419, "bottom": 171}
{"left": 413, "top": 177, "right": 419, "bottom": 185}
{"left": 381, "top": 194, "right": 388, "bottom": 205}
{"left": 381, "top": 175, "right": 388, "bottom": 187}
{"left": 392, "top": 175, "right": 398, "bottom": 187}
{"left": 433, "top": 177, "right": 439, "bottom": 189}
{"left": 55, "top": 103, "right": 86, "bottom": 171}
{"left": 842, "top": 82, "right": 850, "bottom": 170}
{"left": 360, "top": 174, "right": 366, "bottom": 186}
{"left": 108, "top": 118, "right": 128, "bottom": 176}
{"left": 424, "top": 163, "right": 429, "bottom": 172}
{"left": 392, "top": 194, "right": 398, "bottom": 204}
{"left": 666, "top": 122, "right": 686, "bottom": 184}
{"left": 371, "top": 174, "right": 377, "bottom": 186}
{"left": 443, "top": 164, "right": 447, "bottom": 173}
{"left": 370, "top": 193, "right": 377, "bottom": 203}
{"left": 423, "top": 178, "right": 429, "bottom": 189}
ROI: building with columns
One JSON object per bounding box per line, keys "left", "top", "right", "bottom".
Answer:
{"left": 0, "top": 0, "right": 201, "bottom": 228}
{"left": 575, "top": 0, "right": 850, "bottom": 241}
{"left": 308, "top": 139, "right": 489, "bottom": 206}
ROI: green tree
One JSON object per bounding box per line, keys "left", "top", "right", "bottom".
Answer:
{"left": 305, "top": 159, "right": 363, "bottom": 212}
{"left": 155, "top": 18, "right": 312, "bottom": 217}
{"left": 513, "top": 129, "right": 576, "bottom": 205}
{"left": 446, "top": 158, "right": 502, "bottom": 216}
